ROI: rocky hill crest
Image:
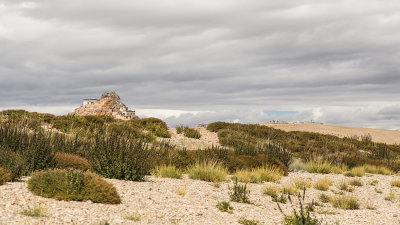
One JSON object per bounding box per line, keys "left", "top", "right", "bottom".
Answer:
{"left": 73, "top": 91, "right": 138, "bottom": 120}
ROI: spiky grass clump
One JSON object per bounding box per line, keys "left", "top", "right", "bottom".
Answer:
{"left": 319, "top": 193, "right": 331, "bottom": 203}
{"left": 344, "top": 166, "right": 365, "bottom": 177}
{"left": 336, "top": 180, "right": 354, "bottom": 192}
{"left": 363, "top": 164, "right": 392, "bottom": 175}
{"left": 263, "top": 184, "right": 287, "bottom": 203}
{"left": 28, "top": 169, "right": 121, "bottom": 204}
{"left": 313, "top": 177, "right": 333, "bottom": 191}
{"left": 349, "top": 178, "right": 363, "bottom": 187}
{"left": 384, "top": 191, "right": 396, "bottom": 202}
{"left": 233, "top": 166, "right": 283, "bottom": 183}
{"left": 0, "top": 167, "right": 11, "bottom": 185}
{"left": 20, "top": 203, "right": 47, "bottom": 217}
{"left": 304, "top": 160, "right": 346, "bottom": 174}
{"left": 391, "top": 180, "right": 400, "bottom": 187}
{"left": 187, "top": 161, "right": 227, "bottom": 182}
{"left": 293, "top": 178, "right": 312, "bottom": 190}
{"left": 151, "top": 165, "right": 183, "bottom": 179}
{"left": 331, "top": 196, "right": 360, "bottom": 209}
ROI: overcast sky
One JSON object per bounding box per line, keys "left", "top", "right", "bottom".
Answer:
{"left": 1, "top": 0, "right": 400, "bottom": 129}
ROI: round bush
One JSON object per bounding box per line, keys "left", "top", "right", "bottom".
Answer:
{"left": 0, "top": 167, "right": 11, "bottom": 185}
{"left": 28, "top": 169, "right": 121, "bottom": 204}
{"left": 54, "top": 152, "right": 90, "bottom": 170}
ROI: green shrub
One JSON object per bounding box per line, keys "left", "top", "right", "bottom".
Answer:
{"left": 183, "top": 127, "right": 201, "bottom": 139}
{"left": 349, "top": 178, "right": 363, "bottom": 187}
{"left": 331, "top": 196, "right": 360, "bottom": 209}
{"left": 88, "top": 137, "right": 155, "bottom": 181}
{"left": 187, "top": 161, "right": 227, "bottom": 182}
{"left": 230, "top": 178, "right": 250, "bottom": 203}
{"left": 391, "top": 180, "right": 400, "bottom": 187}
{"left": 319, "top": 193, "right": 331, "bottom": 203}
{"left": 313, "top": 177, "right": 333, "bottom": 191}
{"left": 0, "top": 167, "right": 11, "bottom": 185}
{"left": 278, "top": 188, "right": 320, "bottom": 225}
{"left": 207, "top": 122, "right": 231, "bottom": 132}
{"left": 336, "top": 180, "right": 354, "bottom": 192}
{"left": 233, "top": 166, "right": 283, "bottom": 183}
{"left": 363, "top": 164, "right": 392, "bottom": 175}
{"left": 151, "top": 165, "right": 182, "bottom": 179}
{"left": 216, "top": 201, "right": 234, "bottom": 213}
{"left": 54, "top": 152, "right": 90, "bottom": 171}
{"left": 28, "top": 169, "right": 121, "bottom": 204}
{"left": 176, "top": 125, "right": 184, "bottom": 134}
{"left": 0, "top": 149, "right": 27, "bottom": 181}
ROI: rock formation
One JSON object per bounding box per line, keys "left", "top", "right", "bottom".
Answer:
{"left": 73, "top": 91, "right": 138, "bottom": 120}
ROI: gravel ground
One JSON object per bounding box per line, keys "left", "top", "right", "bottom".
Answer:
{"left": 1, "top": 172, "right": 399, "bottom": 225}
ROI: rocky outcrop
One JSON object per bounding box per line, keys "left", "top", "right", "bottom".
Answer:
{"left": 73, "top": 91, "right": 138, "bottom": 120}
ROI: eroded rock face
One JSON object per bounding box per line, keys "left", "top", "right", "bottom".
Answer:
{"left": 73, "top": 91, "right": 138, "bottom": 120}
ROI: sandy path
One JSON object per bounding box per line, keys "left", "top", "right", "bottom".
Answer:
{"left": 158, "top": 127, "right": 220, "bottom": 150}
{"left": 262, "top": 123, "right": 400, "bottom": 145}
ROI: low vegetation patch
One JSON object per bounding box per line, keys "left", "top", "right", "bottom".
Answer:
{"left": 293, "top": 178, "right": 312, "bottom": 189}
{"left": 305, "top": 160, "right": 346, "bottom": 174}
{"left": 216, "top": 201, "right": 234, "bottom": 214}
{"left": 363, "top": 164, "right": 392, "bottom": 175}
{"left": 349, "top": 178, "right": 363, "bottom": 186}
{"left": 230, "top": 178, "right": 250, "bottom": 203}
{"left": 336, "top": 180, "right": 354, "bottom": 192}
{"left": 313, "top": 177, "right": 333, "bottom": 191}
{"left": 319, "top": 193, "right": 331, "bottom": 203}
{"left": 28, "top": 169, "right": 121, "bottom": 204}
{"left": 238, "top": 217, "right": 261, "bottom": 225}
{"left": 263, "top": 184, "right": 287, "bottom": 203}
{"left": 344, "top": 166, "right": 365, "bottom": 177}
{"left": 384, "top": 191, "right": 396, "bottom": 202}
{"left": 187, "top": 161, "right": 227, "bottom": 182}
{"left": 331, "top": 196, "right": 360, "bottom": 209}
{"left": 124, "top": 212, "right": 141, "bottom": 221}
{"left": 54, "top": 152, "right": 90, "bottom": 171}
{"left": 368, "top": 180, "right": 379, "bottom": 186}
{"left": 174, "top": 185, "right": 187, "bottom": 196}
{"left": 391, "top": 180, "right": 400, "bottom": 187}
{"left": 151, "top": 165, "right": 182, "bottom": 179}
{"left": 0, "top": 167, "right": 11, "bottom": 185}
{"left": 233, "top": 166, "right": 283, "bottom": 183}
{"left": 20, "top": 203, "right": 47, "bottom": 217}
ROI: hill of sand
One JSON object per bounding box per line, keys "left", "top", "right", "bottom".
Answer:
{"left": 261, "top": 123, "right": 400, "bottom": 145}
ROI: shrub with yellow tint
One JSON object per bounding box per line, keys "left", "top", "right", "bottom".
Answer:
{"left": 363, "top": 164, "right": 392, "bottom": 175}
{"left": 304, "top": 160, "right": 346, "bottom": 174}
{"left": 331, "top": 196, "right": 360, "bottom": 209}
{"left": 313, "top": 177, "right": 333, "bottom": 191}
{"left": 54, "top": 152, "right": 90, "bottom": 171}
{"left": 28, "top": 169, "right": 121, "bottom": 204}
{"left": 233, "top": 166, "right": 283, "bottom": 183}
{"left": 293, "top": 178, "right": 311, "bottom": 189}
{"left": 151, "top": 165, "right": 182, "bottom": 179}
{"left": 187, "top": 161, "right": 227, "bottom": 182}
{"left": 0, "top": 167, "right": 11, "bottom": 185}
{"left": 344, "top": 166, "right": 365, "bottom": 177}
{"left": 390, "top": 180, "right": 400, "bottom": 187}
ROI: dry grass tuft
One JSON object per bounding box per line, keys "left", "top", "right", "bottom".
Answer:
{"left": 313, "top": 177, "right": 333, "bottom": 191}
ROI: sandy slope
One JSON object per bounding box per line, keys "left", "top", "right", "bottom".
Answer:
{"left": 262, "top": 123, "right": 400, "bottom": 145}
{"left": 1, "top": 172, "right": 399, "bottom": 225}
{"left": 157, "top": 127, "right": 220, "bottom": 150}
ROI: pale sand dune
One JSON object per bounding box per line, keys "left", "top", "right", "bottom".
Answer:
{"left": 262, "top": 123, "right": 400, "bottom": 145}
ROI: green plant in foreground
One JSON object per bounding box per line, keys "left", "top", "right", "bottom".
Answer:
{"left": 216, "top": 201, "right": 234, "bottom": 213}
{"left": 151, "top": 165, "right": 182, "bottom": 179}
{"left": 331, "top": 195, "right": 360, "bottom": 210}
{"left": 238, "top": 217, "right": 261, "bottom": 225}
{"left": 187, "top": 161, "right": 227, "bottom": 182}
{"left": 278, "top": 188, "right": 320, "bottom": 225}
{"left": 28, "top": 169, "right": 121, "bottom": 204}
{"left": 230, "top": 178, "right": 250, "bottom": 203}
{"left": 20, "top": 203, "right": 47, "bottom": 217}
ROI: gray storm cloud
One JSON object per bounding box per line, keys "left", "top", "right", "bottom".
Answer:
{"left": 0, "top": 0, "right": 399, "bottom": 129}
